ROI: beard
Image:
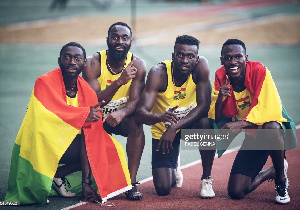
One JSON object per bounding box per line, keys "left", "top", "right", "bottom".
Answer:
{"left": 107, "top": 42, "right": 131, "bottom": 61}
{"left": 60, "top": 64, "right": 83, "bottom": 80}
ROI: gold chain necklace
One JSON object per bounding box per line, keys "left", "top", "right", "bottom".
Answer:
{"left": 66, "top": 83, "right": 76, "bottom": 97}
{"left": 66, "top": 83, "right": 76, "bottom": 92}
{"left": 106, "top": 55, "right": 126, "bottom": 75}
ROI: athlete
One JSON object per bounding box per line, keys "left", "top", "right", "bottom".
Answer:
{"left": 136, "top": 35, "right": 215, "bottom": 198}
{"left": 209, "top": 39, "right": 297, "bottom": 204}
{"left": 6, "top": 42, "right": 104, "bottom": 205}
{"left": 83, "top": 22, "right": 146, "bottom": 200}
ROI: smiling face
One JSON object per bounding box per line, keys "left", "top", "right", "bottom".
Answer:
{"left": 58, "top": 46, "right": 86, "bottom": 80}
{"left": 107, "top": 25, "right": 132, "bottom": 61}
{"left": 172, "top": 43, "right": 199, "bottom": 78}
{"left": 221, "top": 44, "right": 248, "bottom": 79}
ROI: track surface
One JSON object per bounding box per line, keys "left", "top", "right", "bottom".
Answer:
{"left": 70, "top": 129, "right": 300, "bottom": 210}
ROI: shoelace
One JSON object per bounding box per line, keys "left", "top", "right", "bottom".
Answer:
{"left": 275, "top": 182, "right": 286, "bottom": 196}
{"left": 61, "top": 177, "right": 72, "bottom": 188}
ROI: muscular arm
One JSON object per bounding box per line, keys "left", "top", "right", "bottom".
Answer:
{"left": 169, "top": 56, "right": 212, "bottom": 131}
{"left": 120, "top": 56, "right": 146, "bottom": 117}
{"left": 83, "top": 53, "right": 136, "bottom": 106}
{"left": 136, "top": 64, "right": 178, "bottom": 125}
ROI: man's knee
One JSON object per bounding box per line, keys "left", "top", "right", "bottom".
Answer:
{"left": 127, "top": 116, "right": 144, "bottom": 135}
{"left": 262, "top": 121, "right": 281, "bottom": 129}
{"left": 193, "top": 117, "right": 212, "bottom": 129}
{"left": 228, "top": 188, "right": 246, "bottom": 200}
{"left": 154, "top": 182, "right": 172, "bottom": 196}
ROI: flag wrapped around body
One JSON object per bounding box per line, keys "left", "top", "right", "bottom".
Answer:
{"left": 5, "top": 68, "right": 131, "bottom": 205}
{"left": 208, "top": 61, "right": 297, "bottom": 156}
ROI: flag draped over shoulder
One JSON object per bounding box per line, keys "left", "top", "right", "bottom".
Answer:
{"left": 5, "top": 68, "right": 131, "bottom": 205}
{"left": 208, "top": 61, "right": 297, "bottom": 155}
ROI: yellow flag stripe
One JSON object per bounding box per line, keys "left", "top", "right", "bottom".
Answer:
{"left": 246, "top": 69, "right": 287, "bottom": 125}
{"left": 16, "top": 91, "right": 79, "bottom": 178}
{"left": 109, "top": 135, "right": 131, "bottom": 185}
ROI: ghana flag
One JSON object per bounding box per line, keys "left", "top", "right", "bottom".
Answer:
{"left": 208, "top": 61, "right": 297, "bottom": 155}
{"left": 5, "top": 68, "right": 131, "bottom": 205}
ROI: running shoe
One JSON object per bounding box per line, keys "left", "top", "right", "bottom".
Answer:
{"left": 125, "top": 183, "right": 143, "bottom": 200}
{"left": 52, "top": 177, "right": 76, "bottom": 197}
{"left": 275, "top": 179, "right": 290, "bottom": 204}
{"left": 200, "top": 177, "right": 215, "bottom": 198}
{"left": 175, "top": 169, "right": 183, "bottom": 187}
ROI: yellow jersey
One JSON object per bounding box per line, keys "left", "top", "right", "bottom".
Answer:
{"left": 232, "top": 88, "right": 253, "bottom": 121}
{"left": 97, "top": 50, "right": 133, "bottom": 117}
{"left": 151, "top": 60, "right": 197, "bottom": 139}
{"left": 66, "top": 94, "right": 81, "bottom": 134}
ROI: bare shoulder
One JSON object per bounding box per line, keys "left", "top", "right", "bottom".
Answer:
{"left": 132, "top": 55, "right": 147, "bottom": 74}
{"left": 147, "top": 63, "right": 167, "bottom": 91}
{"left": 149, "top": 63, "right": 167, "bottom": 78}
{"left": 87, "top": 52, "right": 100, "bottom": 66}
{"left": 193, "top": 56, "right": 210, "bottom": 82}
{"left": 197, "top": 56, "right": 209, "bottom": 72}
{"left": 84, "top": 53, "right": 101, "bottom": 79}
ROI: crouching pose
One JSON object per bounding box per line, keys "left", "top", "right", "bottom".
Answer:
{"left": 209, "top": 39, "right": 297, "bottom": 204}
{"left": 136, "top": 35, "right": 215, "bottom": 198}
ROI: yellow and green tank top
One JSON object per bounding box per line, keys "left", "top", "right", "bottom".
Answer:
{"left": 232, "top": 88, "right": 253, "bottom": 121}
{"left": 151, "top": 60, "right": 197, "bottom": 140}
{"left": 66, "top": 94, "right": 81, "bottom": 134}
{"left": 97, "top": 50, "right": 133, "bottom": 117}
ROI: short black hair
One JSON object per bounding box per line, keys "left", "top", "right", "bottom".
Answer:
{"left": 108, "top": 22, "right": 132, "bottom": 37}
{"left": 174, "top": 35, "right": 200, "bottom": 51}
{"left": 221, "top": 39, "right": 246, "bottom": 55}
{"left": 60, "top": 42, "right": 86, "bottom": 59}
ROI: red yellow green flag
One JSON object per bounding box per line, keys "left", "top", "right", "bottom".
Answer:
{"left": 208, "top": 61, "right": 297, "bottom": 156}
{"left": 5, "top": 68, "right": 131, "bottom": 205}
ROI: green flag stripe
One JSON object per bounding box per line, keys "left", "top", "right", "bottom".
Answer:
{"left": 5, "top": 143, "right": 52, "bottom": 206}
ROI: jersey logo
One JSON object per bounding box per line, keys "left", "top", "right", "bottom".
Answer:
{"left": 236, "top": 96, "right": 251, "bottom": 110}
{"left": 106, "top": 79, "right": 115, "bottom": 88}
{"left": 173, "top": 88, "right": 186, "bottom": 100}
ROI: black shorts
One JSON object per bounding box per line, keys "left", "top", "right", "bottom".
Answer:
{"left": 230, "top": 149, "right": 269, "bottom": 180}
{"left": 103, "top": 122, "right": 128, "bottom": 137}
{"left": 60, "top": 134, "right": 81, "bottom": 164}
{"left": 152, "top": 132, "right": 181, "bottom": 170}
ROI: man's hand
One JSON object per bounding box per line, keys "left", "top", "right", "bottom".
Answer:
{"left": 117, "top": 58, "right": 137, "bottom": 86}
{"left": 221, "top": 120, "right": 256, "bottom": 132}
{"left": 156, "top": 126, "right": 177, "bottom": 154}
{"left": 219, "top": 75, "right": 231, "bottom": 102}
{"left": 85, "top": 100, "right": 105, "bottom": 122}
{"left": 103, "top": 109, "right": 126, "bottom": 127}
{"left": 159, "top": 105, "right": 179, "bottom": 125}
{"left": 82, "top": 183, "right": 102, "bottom": 203}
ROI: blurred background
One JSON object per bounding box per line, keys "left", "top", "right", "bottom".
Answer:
{"left": 0, "top": 0, "right": 299, "bottom": 209}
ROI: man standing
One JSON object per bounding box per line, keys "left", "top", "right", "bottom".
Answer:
{"left": 136, "top": 35, "right": 215, "bottom": 198}
{"left": 209, "top": 39, "right": 297, "bottom": 204}
{"left": 83, "top": 22, "right": 146, "bottom": 200}
{"left": 5, "top": 42, "right": 131, "bottom": 205}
